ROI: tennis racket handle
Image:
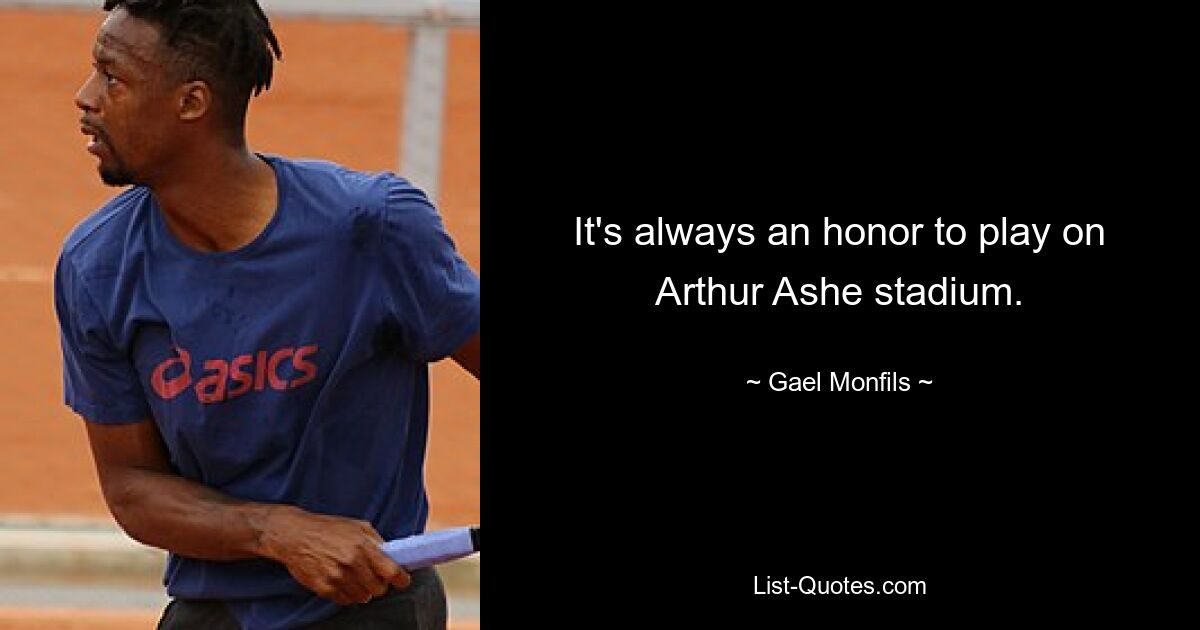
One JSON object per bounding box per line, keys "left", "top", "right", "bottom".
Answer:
{"left": 379, "top": 526, "right": 480, "bottom": 570}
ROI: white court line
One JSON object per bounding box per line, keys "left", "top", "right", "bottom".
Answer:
{"left": 0, "top": 265, "right": 52, "bottom": 284}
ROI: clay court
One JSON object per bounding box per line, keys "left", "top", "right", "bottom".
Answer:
{"left": 0, "top": 609, "right": 481, "bottom": 630}
{"left": 0, "top": 5, "right": 479, "bottom": 627}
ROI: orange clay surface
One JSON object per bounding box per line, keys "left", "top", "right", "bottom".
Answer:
{"left": 0, "top": 9, "right": 480, "bottom": 528}
{"left": 0, "top": 608, "right": 481, "bottom": 630}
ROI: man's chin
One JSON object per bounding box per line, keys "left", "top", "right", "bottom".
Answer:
{"left": 99, "top": 166, "right": 134, "bottom": 187}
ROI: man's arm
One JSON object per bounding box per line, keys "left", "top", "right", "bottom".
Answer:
{"left": 83, "top": 419, "right": 409, "bottom": 605}
{"left": 451, "top": 331, "right": 480, "bottom": 378}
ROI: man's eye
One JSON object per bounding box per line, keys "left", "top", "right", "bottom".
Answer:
{"left": 94, "top": 65, "right": 117, "bottom": 86}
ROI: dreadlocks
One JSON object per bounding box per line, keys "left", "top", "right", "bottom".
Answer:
{"left": 102, "top": 0, "right": 283, "bottom": 137}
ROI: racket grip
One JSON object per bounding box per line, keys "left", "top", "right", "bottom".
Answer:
{"left": 379, "top": 526, "right": 480, "bottom": 570}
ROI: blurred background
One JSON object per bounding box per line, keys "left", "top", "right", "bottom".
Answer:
{"left": 0, "top": 1, "right": 479, "bottom": 627}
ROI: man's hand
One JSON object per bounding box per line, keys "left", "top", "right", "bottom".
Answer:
{"left": 257, "top": 506, "right": 411, "bottom": 605}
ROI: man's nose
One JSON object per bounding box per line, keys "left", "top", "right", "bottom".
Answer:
{"left": 75, "top": 72, "right": 99, "bottom": 112}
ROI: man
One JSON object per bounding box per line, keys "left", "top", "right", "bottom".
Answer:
{"left": 53, "top": 1, "right": 479, "bottom": 628}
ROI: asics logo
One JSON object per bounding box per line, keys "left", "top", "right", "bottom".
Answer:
{"left": 150, "top": 344, "right": 319, "bottom": 404}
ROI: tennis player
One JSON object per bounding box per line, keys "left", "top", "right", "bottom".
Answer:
{"left": 54, "top": 2, "right": 479, "bottom": 628}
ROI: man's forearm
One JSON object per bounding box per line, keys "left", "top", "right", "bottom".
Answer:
{"left": 103, "top": 467, "right": 294, "bottom": 562}
{"left": 100, "top": 465, "right": 411, "bottom": 604}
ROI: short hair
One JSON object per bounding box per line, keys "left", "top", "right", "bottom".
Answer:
{"left": 102, "top": 0, "right": 283, "bottom": 137}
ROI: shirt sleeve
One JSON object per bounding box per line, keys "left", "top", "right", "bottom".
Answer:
{"left": 378, "top": 177, "right": 481, "bottom": 362}
{"left": 54, "top": 254, "right": 151, "bottom": 424}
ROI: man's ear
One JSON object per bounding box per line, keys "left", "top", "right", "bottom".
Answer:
{"left": 178, "top": 80, "right": 211, "bottom": 122}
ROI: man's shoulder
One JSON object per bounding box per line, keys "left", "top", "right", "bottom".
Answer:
{"left": 272, "top": 154, "right": 425, "bottom": 212}
{"left": 60, "top": 186, "right": 151, "bottom": 268}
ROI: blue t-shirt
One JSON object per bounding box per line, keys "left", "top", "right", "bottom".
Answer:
{"left": 53, "top": 155, "right": 480, "bottom": 630}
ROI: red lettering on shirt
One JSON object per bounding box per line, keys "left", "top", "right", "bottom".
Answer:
{"left": 149, "top": 344, "right": 319, "bottom": 404}
{"left": 290, "top": 345, "right": 319, "bottom": 388}
{"left": 194, "top": 359, "right": 229, "bottom": 404}
{"left": 254, "top": 350, "right": 268, "bottom": 392}
{"left": 227, "top": 354, "right": 254, "bottom": 400}
{"left": 150, "top": 347, "right": 192, "bottom": 400}
{"left": 267, "top": 348, "right": 294, "bottom": 390}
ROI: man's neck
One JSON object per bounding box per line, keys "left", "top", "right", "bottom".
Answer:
{"left": 151, "top": 147, "right": 279, "bottom": 254}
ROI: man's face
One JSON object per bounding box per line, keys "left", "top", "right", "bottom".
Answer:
{"left": 74, "top": 8, "right": 179, "bottom": 187}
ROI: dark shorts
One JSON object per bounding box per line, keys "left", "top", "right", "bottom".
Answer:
{"left": 156, "top": 567, "right": 447, "bottom": 630}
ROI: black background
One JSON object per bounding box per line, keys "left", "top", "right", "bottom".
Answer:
{"left": 489, "top": 6, "right": 1174, "bottom": 625}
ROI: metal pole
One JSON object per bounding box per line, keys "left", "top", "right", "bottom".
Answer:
{"left": 401, "top": 15, "right": 449, "bottom": 203}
